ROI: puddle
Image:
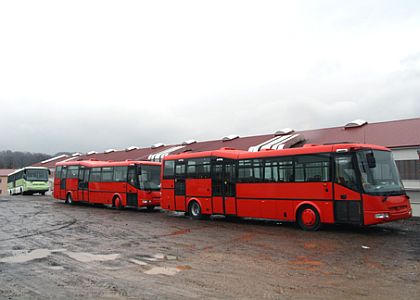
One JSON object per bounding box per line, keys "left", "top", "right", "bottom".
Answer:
{"left": 0, "top": 249, "right": 66, "bottom": 264}
{"left": 153, "top": 253, "right": 177, "bottom": 260}
{"left": 144, "top": 267, "right": 181, "bottom": 276}
{"left": 136, "top": 253, "right": 178, "bottom": 262}
{"left": 130, "top": 259, "right": 148, "bottom": 266}
{"left": 141, "top": 256, "right": 158, "bottom": 262}
{"left": 48, "top": 266, "right": 65, "bottom": 270}
{"left": 65, "top": 252, "right": 120, "bottom": 263}
{"left": 153, "top": 253, "right": 166, "bottom": 260}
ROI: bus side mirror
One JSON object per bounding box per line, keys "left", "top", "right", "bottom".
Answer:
{"left": 366, "top": 152, "right": 376, "bottom": 168}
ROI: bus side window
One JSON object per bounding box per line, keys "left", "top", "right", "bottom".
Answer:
{"left": 84, "top": 169, "right": 90, "bottom": 181}
{"left": 198, "top": 158, "right": 211, "bottom": 179}
{"left": 163, "top": 160, "right": 175, "bottom": 179}
{"left": 334, "top": 156, "right": 359, "bottom": 191}
{"left": 113, "top": 166, "right": 127, "bottom": 182}
{"left": 101, "top": 167, "right": 114, "bottom": 182}
{"left": 237, "top": 160, "right": 253, "bottom": 182}
{"left": 89, "top": 168, "right": 101, "bottom": 182}
{"left": 127, "top": 167, "right": 137, "bottom": 186}
{"left": 185, "top": 158, "right": 211, "bottom": 179}
{"left": 78, "top": 167, "right": 85, "bottom": 189}
{"left": 84, "top": 168, "right": 90, "bottom": 188}
{"left": 61, "top": 168, "right": 68, "bottom": 179}
{"left": 253, "top": 159, "right": 263, "bottom": 182}
{"left": 67, "top": 166, "right": 79, "bottom": 179}
{"left": 55, "top": 166, "right": 62, "bottom": 179}
{"left": 278, "top": 160, "right": 294, "bottom": 182}
{"left": 295, "top": 155, "right": 330, "bottom": 182}
{"left": 238, "top": 159, "right": 264, "bottom": 183}
{"left": 78, "top": 168, "right": 85, "bottom": 181}
{"left": 187, "top": 160, "right": 197, "bottom": 178}
{"left": 175, "top": 161, "right": 186, "bottom": 179}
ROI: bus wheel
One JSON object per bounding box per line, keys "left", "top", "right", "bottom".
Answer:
{"left": 66, "top": 193, "right": 73, "bottom": 205}
{"left": 188, "top": 201, "right": 202, "bottom": 220}
{"left": 113, "top": 197, "right": 123, "bottom": 210}
{"left": 297, "top": 205, "right": 321, "bottom": 231}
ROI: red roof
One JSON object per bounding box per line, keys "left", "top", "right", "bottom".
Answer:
{"left": 30, "top": 117, "right": 420, "bottom": 167}
{"left": 32, "top": 155, "right": 73, "bottom": 168}
{"left": 0, "top": 169, "right": 15, "bottom": 177}
{"left": 56, "top": 160, "right": 160, "bottom": 167}
{"left": 169, "top": 117, "right": 420, "bottom": 155}
{"left": 298, "top": 117, "right": 420, "bottom": 149}
{"left": 74, "top": 145, "right": 175, "bottom": 162}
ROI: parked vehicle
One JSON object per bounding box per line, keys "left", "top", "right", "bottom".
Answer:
{"left": 161, "top": 144, "right": 412, "bottom": 230}
{"left": 54, "top": 160, "right": 161, "bottom": 210}
{"left": 8, "top": 167, "right": 50, "bottom": 195}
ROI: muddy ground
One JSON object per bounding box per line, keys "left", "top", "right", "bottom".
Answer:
{"left": 0, "top": 195, "right": 419, "bottom": 299}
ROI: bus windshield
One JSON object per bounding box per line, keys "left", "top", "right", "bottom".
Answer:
{"left": 356, "top": 150, "right": 404, "bottom": 196}
{"left": 26, "top": 169, "right": 49, "bottom": 181}
{"left": 138, "top": 165, "right": 161, "bottom": 191}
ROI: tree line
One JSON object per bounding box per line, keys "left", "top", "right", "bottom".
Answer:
{"left": 0, "top": 150, "right": 52, "bottom": 169}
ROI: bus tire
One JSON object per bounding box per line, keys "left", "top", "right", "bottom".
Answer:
{"left": 66, "top": 193, "right": 73, "bottom": 205}
{"left": 297, "top": 205, "right": 321, "bottom": 231}
{"left": 113, "top": 197, "right": 123, "bottom": 210}
{"left": 188, "top": 201, "right": 203, "bottom": 220}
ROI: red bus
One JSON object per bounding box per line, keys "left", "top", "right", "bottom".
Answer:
{"left": 161, "top": 144, "right": 412, "bottom": 230}
{"left": 54, "top": 160, "right": 161, "bottom": 210}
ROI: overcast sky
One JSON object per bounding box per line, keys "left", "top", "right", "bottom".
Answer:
{"left": 1, "top": 0, "right": 420, "bottom": 154}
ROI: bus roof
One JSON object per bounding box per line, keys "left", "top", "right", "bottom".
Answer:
{"left": 164, "top": 143, "right": 390, "bottom": 161}
{"left": 55, "top": 160, "right": 161, "bottom": 168}
{"left": 8, "top": 167, "right": 50, "bottom": 176}
{"left": 164, "top": 148, "right": 248, "bottom": 161}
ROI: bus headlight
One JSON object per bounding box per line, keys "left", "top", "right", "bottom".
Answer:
{"left": 375, "top": 213, "right": 389, "bottom": 219}
{"left": 142, "top": 200, "right": 152, "bottom": 204}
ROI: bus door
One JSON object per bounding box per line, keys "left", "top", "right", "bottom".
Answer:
{"left": 78, "top": 167, "right": 89, "bottom": 202}
{"left": 127, "top": 166, "right": 138, "bottom": 207}
{"left": 174, "top": 160, "right": 186, "bottom": 211}
{"left": 333, "top": 154, "right": 363, "bottom": 224}
{"left": 53, "top": 167, "right": 61, "bottom": 198}
{"left": 212, "top": 158, "right": 237, "bottom": 215}
{"left": 60, "top": 166, "right": 67, "bottom": 199}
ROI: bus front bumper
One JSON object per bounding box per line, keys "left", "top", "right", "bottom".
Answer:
{"left": 139, "top": 198, "right": 160, "bottom": 207}
{"left": 364, "top": 208, "right": 412, "bottom": 225}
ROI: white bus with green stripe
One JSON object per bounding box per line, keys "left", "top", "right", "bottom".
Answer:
{"left": 8, "top": 167, "right": 50, "bottom": 195}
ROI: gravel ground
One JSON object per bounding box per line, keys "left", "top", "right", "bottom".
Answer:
{"left": 0, "top": 195, "right": 419, "bottom": 299}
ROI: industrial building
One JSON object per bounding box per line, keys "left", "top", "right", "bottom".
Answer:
{"left": 32, "top": 117, "right": 420, "bottom": 216}
{"left": 0, "top": 169, "right": 14, "bottom": 196}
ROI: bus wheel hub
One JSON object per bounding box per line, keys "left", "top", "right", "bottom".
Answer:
{"left": 192, "top": 204, "right": 199, "bottom": 215}
{"left": 302, "top": 209, "right": 316, "bottom": 225}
